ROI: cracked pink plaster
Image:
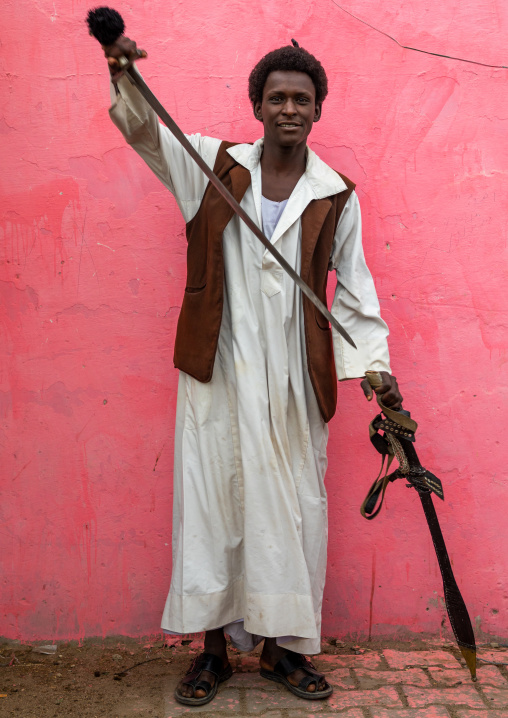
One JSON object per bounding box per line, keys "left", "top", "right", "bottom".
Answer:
{"left": 1, "top": 0, "right": 507, "bottom": 642}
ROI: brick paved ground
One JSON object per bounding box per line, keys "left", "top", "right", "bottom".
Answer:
{"left": 2, "top": 637, "right": 507, "bottom": 717}
{"left": 163, "top": 643, "right": 508, "bottom": 718}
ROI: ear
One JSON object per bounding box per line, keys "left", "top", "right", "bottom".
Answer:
{"left": 253, "top": 101, "right": 263, "bottom": 122}
{"left": 313, "top": 103, "right": 322, "bottom": 123}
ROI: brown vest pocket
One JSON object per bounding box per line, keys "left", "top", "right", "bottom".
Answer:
{"left": 174, "top": 285, "right": 220, "bottom": 383}
{"left": 315, "top": 307, "right": 331, "bottom": 330}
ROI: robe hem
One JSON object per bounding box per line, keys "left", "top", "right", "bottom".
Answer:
{"left": 162, "top": 577, "right": 319, "bottom": 641}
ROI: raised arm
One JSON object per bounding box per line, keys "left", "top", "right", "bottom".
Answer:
{"left": 99, "top": 34, "right": 221, "bottom": 222}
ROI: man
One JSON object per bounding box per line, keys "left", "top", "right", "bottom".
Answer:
{"left": 103, "top": 37, "right": 402, "bottom": 705}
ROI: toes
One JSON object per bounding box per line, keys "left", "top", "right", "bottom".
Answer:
{"left": 306, "top": 678, "right": 327, "bottom": 693}
{"left": 194, "top": 688, "right": 206, "bottom": 698}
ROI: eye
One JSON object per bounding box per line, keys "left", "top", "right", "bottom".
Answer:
{"left": 269, "top": 95, "right": 283, "bottom": 102}
{"left": 297, "top": 97, "right": 310, "bottom": 104}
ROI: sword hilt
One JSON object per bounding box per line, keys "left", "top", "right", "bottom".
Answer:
{"left": 87, "top": 7, "right": 147, "bottom": 64}
{"left": 365, "top": 371, "right": 415, "bottom": 428}
{"left": 87, "top": 7, "right": 125, "bottom": 45}
{"left": 365, "top": 371, "right": 410, "bottom": 414}
{"left": 365, "top": 370, "right": 384, "bottom": 389}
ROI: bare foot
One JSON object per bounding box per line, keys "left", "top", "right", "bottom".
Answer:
{"left": 177, "top": 628, "right": 229, "bottom": 700}
{"left": 260, "top": 638, "right": 327, "bottom": 693}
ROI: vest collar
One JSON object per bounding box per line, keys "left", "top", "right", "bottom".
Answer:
{"left": 226, "top": 139, "right": 348, "bottom": 200}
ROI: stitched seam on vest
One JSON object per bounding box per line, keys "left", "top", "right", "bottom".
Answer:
{"left": 304, "top": 184, "right": 355, "bottom": 422}
{"left": 329, "top": 176, "right": 354, "bottom": 389}
{"left": 174, "top": 141, "right": 251, "bottom": 382}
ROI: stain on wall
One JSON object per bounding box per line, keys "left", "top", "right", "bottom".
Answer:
{"left": 1, "top": 0, "right": 507, "bottom": 640}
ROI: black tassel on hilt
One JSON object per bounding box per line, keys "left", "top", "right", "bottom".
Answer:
{"left": 87, "top": 7, "right": 125, "bottom": 45}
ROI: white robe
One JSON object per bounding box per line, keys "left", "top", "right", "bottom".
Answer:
{"left": 109, "top": 69, "right": 391, "bottom": 655}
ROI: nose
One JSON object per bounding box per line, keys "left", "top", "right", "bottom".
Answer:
{"left": 282, "top": 98, "right": 298, "bottom": 116}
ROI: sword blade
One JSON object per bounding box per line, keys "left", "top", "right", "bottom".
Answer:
{"left": 123, "top": 65, "right": 357, "bottom": 350}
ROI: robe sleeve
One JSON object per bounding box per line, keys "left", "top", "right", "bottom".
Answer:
{"left": 108, "top": 66, "right": 221, "bottom": 223}
{"left": 329, "top": 192, "right": 392, "bottom": 380}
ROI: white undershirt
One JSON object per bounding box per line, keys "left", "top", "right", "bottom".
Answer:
{"left": 261, "top": 196, "right": 288, "bottom": 240}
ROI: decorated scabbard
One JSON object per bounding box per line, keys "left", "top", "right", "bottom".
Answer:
{"left": 363, "top": 371, "right": 477, "bottom": 680}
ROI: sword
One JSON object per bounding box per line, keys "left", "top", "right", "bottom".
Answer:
{"left": 87, "top": 7, "right": 357, "bottom": 350}
{"left": 361, "top": 371, "right": 477, "bottom": 680}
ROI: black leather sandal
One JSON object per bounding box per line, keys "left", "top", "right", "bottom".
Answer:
{"left": 174, "top": 652, "right": 233, "bottom": 706}
{"left": 260, "top": 652, "right": 333, "bottom": 700}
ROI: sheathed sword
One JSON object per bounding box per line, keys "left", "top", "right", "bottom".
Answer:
{"left": 361, "top": 370, "right": 477, "bottom": 680}
{"left": 87, "top": 7, "right": 356, "bottom": 350}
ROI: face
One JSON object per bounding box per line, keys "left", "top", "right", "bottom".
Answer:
{"left": 254, "top": 71, "right": 321, "bottom": 148}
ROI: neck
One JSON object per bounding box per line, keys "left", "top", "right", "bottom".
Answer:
{"left": 260, "top": 138, "right": 307, "bottom": 175}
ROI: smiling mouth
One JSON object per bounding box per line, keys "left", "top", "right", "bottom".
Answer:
{"left": 278, "top": 123, "right": 301, "bottom": 128}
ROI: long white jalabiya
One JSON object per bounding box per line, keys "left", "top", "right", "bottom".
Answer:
{"left": 109, "top": 69, "right": 391, "bottom": 654}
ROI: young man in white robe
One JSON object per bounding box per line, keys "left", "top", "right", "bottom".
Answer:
{"left": 103, "top": 38, "right": 403, "bottom": 705}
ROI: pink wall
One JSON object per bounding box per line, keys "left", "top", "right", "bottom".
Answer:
{"left": 2, "top": 0, "right": 507, "bottom": 642}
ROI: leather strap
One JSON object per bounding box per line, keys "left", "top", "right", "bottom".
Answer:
{"left": 377, "top": 397, "right": 417, "bottom": 433}
{"left": 274, "top": 653, "right": 325, "bottom": 691}
{"left": 181, "top": 652, "right": 224, "bottom": 692}
{"left": 275, "top": 653, "right": 306, "bottom": 677}
{"left": 360, "top": 460, "right": 399, "bottom": 520}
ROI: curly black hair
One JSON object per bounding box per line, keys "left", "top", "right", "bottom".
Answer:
{"left": 248, "top": 44, "right": 328, "bottom": 107}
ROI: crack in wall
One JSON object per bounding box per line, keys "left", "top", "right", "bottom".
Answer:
{"left": 330, "top": 1, "right": 508, "bottom": 70}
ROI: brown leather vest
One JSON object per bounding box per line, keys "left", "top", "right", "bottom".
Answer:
{"left": 173, "top": 141, "right": 355, "bottom": 422}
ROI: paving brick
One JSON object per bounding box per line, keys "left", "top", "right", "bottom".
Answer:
{"left": 383, "top": 650, "right": 461, "bottom": 669}
{"left": 455, "top": 711, "right": 508, "bottom": 718}
{"left": 328, "top": 686, "right": 403, "bottom": 710}
{"left": 425, "top": 639, "right": 456, "bottom": 648}
{"left": 227, "top": 672, "right": 278, "bottom": 690}
{"left": 317, "top": 652, "right": 383, "bottom": 669}
{"left": 428, "top": 667, "right": 468, "bottom": 686}
{"left": 355, "top": 668, "right": 431, "bottom": 688}
{"left": 244, "top": 684, "right": 332, "bottom": 713}
{"left": 236, "top": 655, "right": 260, "bottom": 673}
{"left": 475, "top": 651, "right": 508, "bottom": 664}
{"left": 370, "top": 709, "right": 452, "bottom": 718}
{"left": 287, "top": 711, "right": 364, "bottom": 718}
{"left": 481, "top": 686, "right": 508, "bottom": 708}
{"left": 326, "top": 667, "right": 355, "bottom": 690}
{"left": 402, "top": 685, "right": 485, "bottom": 708}
{"left": 429, "top": 665, "right": 507, "bottom": 688}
